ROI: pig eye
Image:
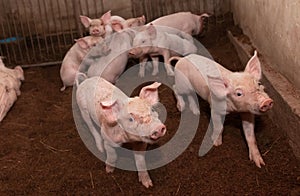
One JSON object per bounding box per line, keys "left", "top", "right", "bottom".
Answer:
{"left": 129, "top": 117, "right": 134, "bottom": 122}
{"left": 258, "top": 82, "right": 262, "bottom": 86}
{"left": 235, "top": 89, "right": 244, "bottom": 97}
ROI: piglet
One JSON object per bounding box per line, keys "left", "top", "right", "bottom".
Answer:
{"left": 150, "top": 11, "right": 210, "bottom": 35}
{"left": 76, "top": 76, "right": 166, "bottom": 188}
{"left": 129, "top": 24, "right": 197, "bottom": 77}
{"left": 171, "top": 51, "right": 273, "bottom": 168}
{"left": 60, "top": 36, "right": 109, "bottom": 91}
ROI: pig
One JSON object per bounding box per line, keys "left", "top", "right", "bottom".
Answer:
{"left": 80, "top": 10, "right": 112, "bottom": 37}
{"left": 0, "top": 84, "right": 17, "bottom": 122}
{"left": 0, "top": 71, "right": 21, "bottom": 96}
{"left": 85, "top": 28, "right": 136, "bottom": 83}
{"left": 129, "top": 24, "right": 197, "bottom": 77}
{"left": 171, "top": 51, "right": 273, "bottom": 168}
{"left": 76, "top": 76, "right": 166, "bottom": 188}
{"left": 149, "top": 11, "right": 210, "bottom": 36}
{"left": 60, "top": 36, "right": 109, "bottom": 91}
{"left": 0, "top": 57, "right": 24, "bottom": 81}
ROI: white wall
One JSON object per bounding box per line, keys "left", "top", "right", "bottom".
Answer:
{"left": 231, "top": 0, "right": 300, "bottom": 89}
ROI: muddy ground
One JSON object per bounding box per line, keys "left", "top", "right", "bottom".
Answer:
{"left": 0, "top": 22, "right": 300, "bottom": 195}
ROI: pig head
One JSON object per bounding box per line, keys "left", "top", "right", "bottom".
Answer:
{"left": 80, "top": 10, "right": 111, "bottom": 37}
{"left": 76, "top": 77, "right": 166, "bottom": 188}
{"left": 173, "top": 51, "right": 273, "bottom": 168}
{"left": 0, "top": 57, "right": 24, "bottom": 81}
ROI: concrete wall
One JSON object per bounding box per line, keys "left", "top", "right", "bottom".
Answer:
{"left": 231, "top": 0, "right": 300, "bottom": 90}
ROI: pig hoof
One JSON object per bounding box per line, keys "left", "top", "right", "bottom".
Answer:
{"left": 96, "top": 142, "right": 104, "bottom": 153}
{"left": 191, "top": 108, "right": 200, "bottom": 115}
{"left": 176, "top": 102, "right": 185, "bottom": 112}
{"left": 106, "top": 164, "right": 115, "bottom": 173}
{"left": 213, "top": 139, "right": 222, "bottom": 146}
{"left": 249, "top": 152, "right": 265, "bottom": 168}
{"left": 60, "top": 86, "right": 66, "bottom": 91}
{"left": 139, "top": 174, "right": 153, "bottom": 188}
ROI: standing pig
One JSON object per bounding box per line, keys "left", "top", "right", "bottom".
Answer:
{"left": 60, "top": 36, "right": 110, "bottom": 91}
{"left": 129, "top": 24, "right": 197, "bottom": 77}
{"left": 76, "top": 76, "right": 166, "bottom": 188}
{"left": 149, "top": 12, "right": 210, "bottom": 36}
{"left": 171, "top": 51, "right": 273, "bottom": 168}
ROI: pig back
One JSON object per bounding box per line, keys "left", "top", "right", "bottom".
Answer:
{"left": 176, "top": 54, "right": 224, "bottom": 101}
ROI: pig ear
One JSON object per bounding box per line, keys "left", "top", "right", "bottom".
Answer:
{"left": 200, "top": 13, "right": 210, "bottom": 20}
{"left": 101, "top": 10, "right": 111, "bottom": 25}
{"left": 207, "top": 75, "right": 229, "bottom": 99}
{"left": 146, "top": 24, "right": 157, "bottom": 40}
{"left": 80, "top": 16, "right": 91, "bottom": 28}
{"left": 100, "top": 99, "right": 122, "bottom": 123}
{"left": 75, "top": 38, "right": 89, "bottom": 49}
{"left": 140, "top": 15, "right": 146, "bottom": 24}
{"left": 244, "top": 50, "right": 262, "bottom": 80}
{"left": 139, "top": 82, "right": 161, "bottom": 105}
{"left": 111, "top": 21, "right": 124, "bottom": 32}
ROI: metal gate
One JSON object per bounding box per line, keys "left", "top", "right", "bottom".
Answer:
{"left": 0, "top": 0, "right": 230, "bottom": 67}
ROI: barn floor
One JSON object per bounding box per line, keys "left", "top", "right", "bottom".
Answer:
{"left": 1, "top": 23, "right": 300, "bottom": 195}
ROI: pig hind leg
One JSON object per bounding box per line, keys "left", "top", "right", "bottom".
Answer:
{"left": 188, "top": 95, "right": 200, "bottom": 115}
{"left": 210, "top": 111, "right": 224, "bottom": 146}
{"left": 77, "top": 93, "right": 104, "bottom": 152}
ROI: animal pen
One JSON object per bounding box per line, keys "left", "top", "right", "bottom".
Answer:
{"left": 0, "top": 0, "right": 299, "bottom": 195}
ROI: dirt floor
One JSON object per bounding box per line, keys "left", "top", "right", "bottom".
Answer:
{"left": 1, "top": 21, "right": 300, "bottom": 195}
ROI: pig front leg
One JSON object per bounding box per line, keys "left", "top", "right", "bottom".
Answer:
{"left": 210, "top": 110, "right": 224, "bottom": 146}
{"left": 104, "top": 141, "right": 118, "bottom": 173}
{"left": 133, "top": 142, "right": 153, "bottom": 188}
{"left": 138, "top": 56, "right": 148, "bottom": 78}
{"left": 241, "top": 112, "right": 265, "bottom": 168}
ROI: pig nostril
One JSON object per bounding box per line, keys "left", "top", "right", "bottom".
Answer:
{"left": 260, "top": 99, "right": 274, "bottom": 112}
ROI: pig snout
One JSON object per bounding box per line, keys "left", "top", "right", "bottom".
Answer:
{"left": 259, "top": 98, "right": 274, "bottom": 112}
{"left": 92, "top": 29, "right": 100, "bottom": 35}
{"left": 150, "top": 124, "right": 166, "bottom": 140}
